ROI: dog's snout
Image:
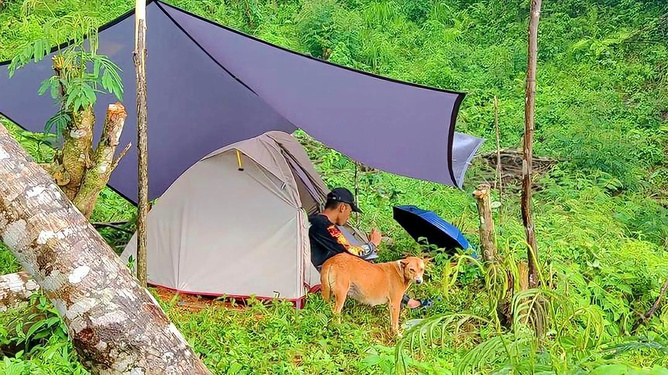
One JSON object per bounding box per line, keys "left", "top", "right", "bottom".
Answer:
{"left": 415, "top": 278, "right": 423, "bottom": 284}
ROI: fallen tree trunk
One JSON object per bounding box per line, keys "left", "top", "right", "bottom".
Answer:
{"left": 0, "top": 123, "right": 210, "bottom": 374}
{"left": 0, "top": 272, "right": 40, "bottom": 312}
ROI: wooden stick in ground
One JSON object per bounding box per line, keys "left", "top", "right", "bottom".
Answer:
{"left": 643, "top": 277, "right": 668, "bottom": 322}
{"left": 0, "top": 124, "right": 210, "bottom": 374}
{"left": 494, "top": 96, "right": 502, "bottom": 196}
{"left": 522, "top": 0, "right": 542, "bottom": 288}
{"left": 134, "top": 0, "right": 149, "bottom": 287}
{"left": 494, "top": 96, "right": 503, "bottom": 227}
{"left": 473, "top": 184, "right": 497, "bottom": 262}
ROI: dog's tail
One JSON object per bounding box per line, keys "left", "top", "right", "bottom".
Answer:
{"left": 320, "top": 264, "right": 334, "bottom": 303}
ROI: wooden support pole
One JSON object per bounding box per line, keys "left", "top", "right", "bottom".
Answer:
{"left": 522, "top": 0, "right": 542, "bottom": 288}
{"left": 134, "top": 0, "right": 148, "bottom": 287}
{"left": 473, "top": 184, "right": 497, "bottom": 262}
{"left": 494, "top": 96, "right": 502, "bottom": 195}
{"left": 494, "top": 96, "right": 503, "bottom": 226}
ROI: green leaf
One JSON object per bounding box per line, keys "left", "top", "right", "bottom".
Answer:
{"left": 24, "top": 321, "right": 47, "bottom": 349}
{"left": 45, "top": 111, "right": 71, "bottom": 138}
{"left": 81, "top": 83, "right": 96, "bottom": 104}
{"left": 65, "top": 87, "right": 78, "bottom": 109}
{"left": 74, "top": 97, "right": 84, "bottom": 112}
{"left": 228, "top": 362, "right": 243, "bottom": 374}
{"left": 93, "top": 59, "right": 101, "bottom": 78}
{"left": 33, "top": 38, "right": 49, "bottom": 62}
{"left": 38, "top": 79, "right": 51, "bottom": 96}
{"left": 591, "top": 364, "right": 631, "bottom": 375}
{"left": 50, "top": 80, "right": 61, "bottom": 100}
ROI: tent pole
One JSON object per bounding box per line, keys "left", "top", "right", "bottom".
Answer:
{"left": 134, "top": 0, "right": 149, "bottom": 287}
{"left": 354, "top": 161, "right": 360, "bottom": 226}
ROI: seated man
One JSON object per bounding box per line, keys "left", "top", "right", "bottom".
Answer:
{"left": 309, "top": 187, "right": 426, "bottom": 309}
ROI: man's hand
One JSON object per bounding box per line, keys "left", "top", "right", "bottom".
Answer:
{"left": 369, "top": 228, "right": 382, "bottom": 247}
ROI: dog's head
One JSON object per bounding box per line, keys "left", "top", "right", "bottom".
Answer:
{"left": 399, "top": 257, "right": 427, "bottom": 284}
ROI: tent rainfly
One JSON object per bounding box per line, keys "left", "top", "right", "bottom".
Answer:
{"left": 0, "top": 0, "right": 484, "bottom": 204}
{"left": 121, "top": 131, "right": 365, "bottom": 306}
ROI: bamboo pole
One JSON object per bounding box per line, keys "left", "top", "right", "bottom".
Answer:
{"left": 134, "top": 0, "right": 148, "bottom": 287}
{"left": 522, "top": 0, "right": 542, "bottom": 288}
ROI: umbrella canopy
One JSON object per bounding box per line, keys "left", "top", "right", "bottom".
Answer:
{"left": 393, "top": 205, "right": 470, "bottom": 252}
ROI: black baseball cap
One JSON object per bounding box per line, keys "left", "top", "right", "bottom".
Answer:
{"left": 327, "top": 187, "right": 362, "bottom": 213}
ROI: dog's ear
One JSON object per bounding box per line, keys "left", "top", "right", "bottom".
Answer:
{"left": 399, "top": 260, "right": 408, "bottom": 269}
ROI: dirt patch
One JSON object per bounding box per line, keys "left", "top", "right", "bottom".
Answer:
{"left": 154, "top": 287, "right": 245, "bottom": 312}
{"left": 478, "top": 148, "right": 557, "bottom": 191}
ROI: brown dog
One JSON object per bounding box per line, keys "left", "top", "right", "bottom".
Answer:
{"left": 320, "top": 254, "right": 426, "bottom": 333}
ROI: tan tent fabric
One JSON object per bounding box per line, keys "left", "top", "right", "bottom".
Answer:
{"left": 122, "top": 131, "right": 345, "bottom": 303}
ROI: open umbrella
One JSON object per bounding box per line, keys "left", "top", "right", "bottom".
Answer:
{"left": 393, "top": 205, "right": 471, "bottom": 253}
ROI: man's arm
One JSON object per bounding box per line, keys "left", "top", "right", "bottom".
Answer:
{"left": 313, "top": 223, "right": 376, "bottom": 258}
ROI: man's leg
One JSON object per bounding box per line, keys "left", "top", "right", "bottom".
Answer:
{"left": 401, "top": 294, "right": 422, "bottom": 309}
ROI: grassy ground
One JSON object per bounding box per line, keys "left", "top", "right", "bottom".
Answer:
{"left": 0, "top": 0, "right": 667, "bottom": 373}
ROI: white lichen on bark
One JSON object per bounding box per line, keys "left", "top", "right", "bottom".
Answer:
{"left": 68, "top": 265, "right": 91, "bottom": 283}
{"left": 0, "top": 272, "right": 40, "bottom": 311}
{"left": 2, "top": 219, "right": 28, "bottom": 249}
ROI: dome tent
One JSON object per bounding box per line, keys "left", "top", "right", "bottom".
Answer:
{"left": 121, "top": 131, "right": 364, "bottom": 307}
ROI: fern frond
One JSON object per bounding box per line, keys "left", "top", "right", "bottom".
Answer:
{"left": 394, "top": 313, "right": 488, "bottom": 375}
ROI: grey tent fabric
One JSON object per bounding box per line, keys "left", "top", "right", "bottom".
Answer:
{"left": 121, "top": 131, "right": 342, "bottom": 303}
{"left": 0, "top": 0, "right": 484, "bottom": 203}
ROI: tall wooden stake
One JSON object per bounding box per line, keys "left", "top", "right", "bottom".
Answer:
{"left": 523, "top": 0, "right": 542, "bottom": 288}
{"left": 473, "top": 184, "right": 497, "bottom": 262}
{"left": 494, "top": 96, "right": 503, "bottom": 225}
{"left": 494, "top": 96, "right": 502, "bottom": 194}
{"left": 134, "top": 0, "right": 148, "bottom": 287}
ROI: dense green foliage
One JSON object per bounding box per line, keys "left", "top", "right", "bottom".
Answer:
{"left": 0, "top": 0, "right": 666, "bottom": 373}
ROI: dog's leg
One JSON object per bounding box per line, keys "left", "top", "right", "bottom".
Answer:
{"left": 390, "top": 299, "right": 401, "bottom": 335}
{"left": 333, "top": 290, "right": 347, "bottom": 315}
{"left": 320, "top": 266, "right": 331, "bottom": 303}
{"left": 332, "top": 279, "right": 349, "bottom": 315}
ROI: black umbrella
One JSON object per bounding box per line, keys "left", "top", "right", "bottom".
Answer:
{"left": 393, "top": 205, "right": 471, "bottom": 254}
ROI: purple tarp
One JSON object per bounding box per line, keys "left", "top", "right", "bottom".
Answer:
{"left": 0, "top": 1, "right": 484, "bottom": 203}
